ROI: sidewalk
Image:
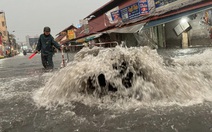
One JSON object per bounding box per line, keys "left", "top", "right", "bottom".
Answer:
{"left": 0, "top": 55, "right": 4, "bottom": 59}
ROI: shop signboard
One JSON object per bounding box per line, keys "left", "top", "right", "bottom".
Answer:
{"left": 111, "top": 10, "right": 121, "bottom": 21}
{"left": 138, "top": 0, "right": 149, "bottom": 15}
{"left": 120, "top": 2, "right": 145, "bottom": 22}
{"left": 111, "top": 1, "right": 149, "bottom": 23}
{"left": 67, "top": 30, "right": 76, "bottom": 40}
{"left": 119, "top": 6, "right": 129, "bottom": 22}
{"left": 120, "top": 1, "right": 149, "bottom": 22}
{"left": 154, "top": 0, "right": 178, "bottom": 8}
{"left": 106, "top": 7, "right": 120, "bottom": 24}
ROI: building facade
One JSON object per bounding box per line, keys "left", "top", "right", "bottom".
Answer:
{"left": 0, "top": 11, "right": 8, "bottom": 55}
{"left": 26, "top": 35, "right": 39, "bottom": 51}
{"left": 71, "top": 0, "right": 211, "bottom": 49}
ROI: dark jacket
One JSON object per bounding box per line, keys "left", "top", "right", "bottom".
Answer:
{"left": 36, "top": 34, "right": 61, "bottom": 55}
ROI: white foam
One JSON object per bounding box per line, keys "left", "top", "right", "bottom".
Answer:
{"left": 33, "top": 46, "right": 212, "bottom": 110}
{"left": 0, "top": 77, "right": 34, "bottom": 100}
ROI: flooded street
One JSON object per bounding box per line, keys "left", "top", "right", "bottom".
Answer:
{"left": 1, "top": 47, "right": 212, "bottom": 132}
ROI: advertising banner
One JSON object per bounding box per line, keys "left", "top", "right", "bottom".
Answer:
{"left": 106, "top": 7, "right": 120, "bottom": 24}
{"left": 111, "top": 10, "right": 121, "bottom": 21}
{"left": 120, "top": 2, "right": 144, "bottom": 22}
{"left": 111, "top": 1, "right": 149, "bottom": 23}
{"left": 119, "top": 7, "right": 129, "bottom": 22}
{"left": 139, "top": 0, "right": 149, "bottom": 15}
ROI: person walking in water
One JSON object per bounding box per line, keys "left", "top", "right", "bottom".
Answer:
{"left": 35, "top": 26, "right": 62, "bottom": 70}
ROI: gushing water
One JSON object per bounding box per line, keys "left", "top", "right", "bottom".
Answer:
{"left": 33, "top": 46, "right": 212, "bottom": 109}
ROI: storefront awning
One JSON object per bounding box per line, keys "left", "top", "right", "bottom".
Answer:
{"left": 85, "top": 33, "right": 103, "bottom": 41}
{"left": 75, "top": 33, "right": 103, "bottom": 43}
{"left": 144, "top": 4, "right": 212, "bottom": 29}
{"left": 106, "top": 23, "right": 145, "bottom": 33}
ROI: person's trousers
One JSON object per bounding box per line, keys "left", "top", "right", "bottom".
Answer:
{"left": 41, "top": 54, "right": 54, "bottom": 69}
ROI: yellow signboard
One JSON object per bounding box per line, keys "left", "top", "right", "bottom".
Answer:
{"left": 67, "top": 30, "right": 76, "bottom": 40}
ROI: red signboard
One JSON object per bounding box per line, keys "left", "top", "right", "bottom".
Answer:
{"left": 0, "top": 35, "right": 2, "bottom": 45}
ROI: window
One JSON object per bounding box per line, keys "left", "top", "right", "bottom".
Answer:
{"left": 2, "top": 21, "right": 5, "bottom": 27}
{"left": 3, "top": 31, "right": 7, "bottom": 36}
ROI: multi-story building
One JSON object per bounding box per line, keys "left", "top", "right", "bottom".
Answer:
{"left": 26, "top": 35, "right": 39, "bottom": 51}
{"left": 0, "top": 11, "right": 8, "bottom": 56}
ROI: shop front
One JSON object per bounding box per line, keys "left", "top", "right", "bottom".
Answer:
{"left": 133, "top": 1, "right": 212, "bottom": 49}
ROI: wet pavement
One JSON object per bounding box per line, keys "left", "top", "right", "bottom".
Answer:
{"left": 0, "top": 49, "right": 212, "bottom": 132}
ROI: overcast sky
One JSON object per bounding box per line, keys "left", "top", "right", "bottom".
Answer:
{"left": 0, "top": 0, "right": 109, "bottom": 42}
